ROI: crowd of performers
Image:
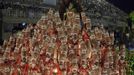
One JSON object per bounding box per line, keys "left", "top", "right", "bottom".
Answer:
{"left": 0, "top": 8, "right": 127, "bottom": 75}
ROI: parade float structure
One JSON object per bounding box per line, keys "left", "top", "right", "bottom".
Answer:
{"left": 0, "top": 3, "right": 127, "bottom": 74}
{"left": 1, "top": 0, "right": 128, "bottom": 44}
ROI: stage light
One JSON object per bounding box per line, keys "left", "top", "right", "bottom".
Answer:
{"left": 22, "top": 22, "right": 26, "bottom": 26}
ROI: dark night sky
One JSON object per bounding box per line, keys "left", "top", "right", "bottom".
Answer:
{"left": 107, "top": 0, "right": 134, "bottom": 14}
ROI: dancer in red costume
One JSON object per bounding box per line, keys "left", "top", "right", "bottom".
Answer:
{"left": 16, "top": 54, "right": 22, "bottom": 66}
{"left": 30, "top": 64, "right": 41, "bottom": 75}
{"left": 22, "top": 63, "right": 29, "bottom": 75}
{"left": 79, "top": 67, "right": 88, "bottom": 75}
{"left": 79, "top": 60, "right": 89, "bottom": 75}
{"left": 82, "top": 29, "right": 90, "bottom": 47}
{"left": 11, "top": 65, "right": 20, "bottom": 75}
{"left": 56, "top": 38, "right": 62, "bottom": 48}
{"left": 50, "top": 63, "right": 62, "bottom": 75}
{"left": 100, "top": 44, "right": 108, "bottom": 74}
